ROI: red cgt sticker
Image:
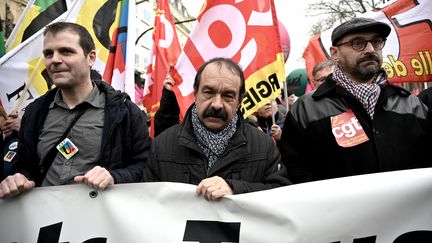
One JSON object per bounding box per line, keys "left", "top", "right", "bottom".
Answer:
{"left": 331, "top": 109, "right": 369, "bottom": 148}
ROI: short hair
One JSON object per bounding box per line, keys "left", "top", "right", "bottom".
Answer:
{"left": 43, "top": 22, "right": 95, "bottom": 56}
{"left": 312, "top": 60, "right": 336, "bottom": 78}
{"left": 194, "top": 57, "right": 246, "bottom": 100}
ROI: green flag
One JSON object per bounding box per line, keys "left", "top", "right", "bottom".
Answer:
{"left": 0, "top": 24, "right": 5, "bottom": 57}
{"left": 6, "top": 0, "right": 68, "bottom": 52}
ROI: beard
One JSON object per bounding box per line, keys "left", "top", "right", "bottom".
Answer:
{"left": 341, "top": 53, "right": 382, "bottom": 83}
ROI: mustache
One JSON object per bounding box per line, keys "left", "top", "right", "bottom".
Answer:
{"left": 358, "top": 54, "right": 380, "bottom": 64}
{"left": 203, "top": 108, "right": 228, "bottom": 120}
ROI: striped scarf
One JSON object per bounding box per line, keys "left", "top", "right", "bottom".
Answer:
{"left": 333, "top": 65, "right": 387, "bottom": 119}
{"left": 191, "top": 105, "right": 238, "bottom": 173}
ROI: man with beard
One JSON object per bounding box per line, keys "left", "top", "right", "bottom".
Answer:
{"left": 143, "top": 57, "right": 290, "bottom": 200}
{"left": 280, "top": 17, "right": 432, "bottom": 184}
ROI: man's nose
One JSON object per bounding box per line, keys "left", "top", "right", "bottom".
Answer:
{"left": 211, "top": 95, "right": 223, "bottom": 110}
{"left": 51, "top": 52, "right": 62, "bottom": 63}
{"left": 363, "top": 41, "right": 375, "bottom": 53}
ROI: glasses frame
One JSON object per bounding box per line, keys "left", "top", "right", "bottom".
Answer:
{"left": 335, "top": 37, "right": 387, "bottom": 52}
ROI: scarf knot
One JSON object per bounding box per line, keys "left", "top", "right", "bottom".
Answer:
{"left": 191, "top": 105, "right": 238, "bottom": 173}
{"left": 333, "top": 65, "right": 387, "bottom": 119}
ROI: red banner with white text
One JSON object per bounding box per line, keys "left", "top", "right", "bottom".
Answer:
{"left": 172, "top": 0, "right": 286, "bottom": 118}
{"left": 304, "top": 0, "right": 432, "bottom": 85}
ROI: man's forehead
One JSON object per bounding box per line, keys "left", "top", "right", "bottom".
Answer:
{"left": 340, "top": 31, "right": 380, "bottom": 41}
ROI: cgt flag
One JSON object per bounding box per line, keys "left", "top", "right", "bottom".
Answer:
{"left": 0, "top": 0, "right": 126, "bottom": 115}
{"left": 143, "top": 0, "right": 181, "bottom": 136}
{"left": 303, "top": 0, "right": 432, "bottom": 85}
{"left": 6, "top": 0, "right": 69, "bottom": 52}
{"left": 171, "top": 0, "right": 286, "bottom": 118}
{"left": 103, "top": 0, "right": 136, "bottom": 101}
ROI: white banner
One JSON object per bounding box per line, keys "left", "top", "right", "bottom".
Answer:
{"left": 1, "top": 168, "right": 432, "bottom": 242}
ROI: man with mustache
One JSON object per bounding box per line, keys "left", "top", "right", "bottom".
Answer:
{"left": 280, "top": 18, "right": 432, "bottom": 183}
{"left": 0, "top": 22, "right": 151, "bottom": 198}
{"left": 143, "top": 57, "right": 290, "bottom": 200}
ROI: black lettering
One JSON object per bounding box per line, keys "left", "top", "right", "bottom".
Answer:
{"left": 256, "top": 80, "right": 272, "bottom": 98}
{"left": 37, "top": 222, "right": 62, "bottom": 243}
{"left": 394, "top": 230, "right": 432, "bottom": 243}
{"left": 242, "top": 92, "right": 256, "bottom": 112}
{"left": 6, "top": 83, "right": 34, "bottom": 102}
{"left": 183, "top": 220, "right": 240, "bottom": 243}
{"left": 83, "top": 238, "right": 107, "bottom": 243}
{"left": 330, "top": 235, "right": 376, "bottom": 243}
{"left": 354, "top": 236, "right": 377, "bottom": 243}
{"left": 268, "top": 73, "right": 280, "bottom": 91}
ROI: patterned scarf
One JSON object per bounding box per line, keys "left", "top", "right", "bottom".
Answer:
{"left": 191, "top": 105, "right": 238, "bottom": 172}
{"left": 333, "top": 65, "right": 387, "bottom": 119}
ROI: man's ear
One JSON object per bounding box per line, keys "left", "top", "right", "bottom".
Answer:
{"left": 87, "top": 50, "right": 97, "bottom": 66}
{"left": 330, "top": 46, "right": 339, "bottom": 62}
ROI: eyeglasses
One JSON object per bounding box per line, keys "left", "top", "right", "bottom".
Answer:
{"left": 335, "top": 37, "right": 386, "bottom": 52}
{"left": 314, "top": 77, "right": 326, "bottom": 84}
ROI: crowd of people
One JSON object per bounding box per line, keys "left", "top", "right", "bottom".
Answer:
{"left": 1, "top": 17, "right": 431, "bottom": 202}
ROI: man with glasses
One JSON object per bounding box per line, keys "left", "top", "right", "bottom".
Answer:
{"left": 280, "top": 17, "right": 432, "bottom": 183}
{"left": 312, "top": 60, "right": 336, "bottom": 89}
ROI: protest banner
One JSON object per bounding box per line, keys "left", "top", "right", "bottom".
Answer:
{"left": 1, "top": 168, "right": 432, "bottom": 242}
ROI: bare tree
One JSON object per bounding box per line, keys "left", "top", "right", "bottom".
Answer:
{"left": 308, "top": 0, "right": 380, "bottom": 34}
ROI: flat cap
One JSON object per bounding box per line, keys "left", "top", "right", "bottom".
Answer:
{"left": 331, "top": 17, "right": 391, "bottom": 45}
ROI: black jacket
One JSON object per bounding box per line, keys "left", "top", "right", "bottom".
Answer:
{"left": 154, "top": 88, "right": 180, "bottom": 137}
{"left": 144, "top": 105, "right": 291, "bottom": 194}
{"left": 280, "top": 75, "right": 432, "bottom": 183}
{"left": 14, "top": 80, "right": 151, "bottom": 186}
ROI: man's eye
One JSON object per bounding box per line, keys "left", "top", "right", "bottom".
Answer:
{"left": 352, "top": 40, "right": 365, "bottom": 47}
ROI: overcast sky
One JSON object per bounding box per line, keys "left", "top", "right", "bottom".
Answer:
{"left": 182, "top": 0, "right": 320, "bottom": 74}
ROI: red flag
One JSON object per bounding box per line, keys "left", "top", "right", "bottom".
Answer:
{"left": 143, "top": 0, "right": 181, "bottom": 137}
{"left": 103, "top": 0, "right": 136, "bottom": 100}
{"left": 170, "top": 0, "right": 286, "bottom": 119}
{"left": 304, "top": 0, "right": 432, "bottom": 84}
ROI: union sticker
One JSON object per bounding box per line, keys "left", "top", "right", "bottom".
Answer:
{"left": 331, "top": 110, "right": 369, "bottom": 148}
{"left": 56, "top": 138, "right": 79, "bottom": 159}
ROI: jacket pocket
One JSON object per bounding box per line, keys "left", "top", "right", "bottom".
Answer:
{"left": 228, "top": 153, "right": 267, "bottom": 181}
{"left": 157, "top": 154, "right": 203, "bottom": 184}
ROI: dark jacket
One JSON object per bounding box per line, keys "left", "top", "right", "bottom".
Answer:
{"left": 13, "top": 80, "right": 151, "bottom": 186}
{"left": 281, "top": 75, "right": 432, "bottom": 183}
{"left": 2, "top": 131, "right": 19, "bottom": 180}
{"left": 144, "top": 105, "right": 291, "bottom": 194}
{"left": 418, "top": 87, "right": 432, "bottom": 109}
{"left": 154, "top": 88, "right": 180, "bottom": 137}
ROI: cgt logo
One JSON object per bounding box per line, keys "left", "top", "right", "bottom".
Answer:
{"left": 331, "top": 110, "right": 369, "bottom": 148}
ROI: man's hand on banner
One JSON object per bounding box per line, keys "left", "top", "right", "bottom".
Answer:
{"left": 74, "top": 166, "right": 114, "bottom": 191}
{"left": 196, "top": 176, "right": 233, "bottom": 201}
{"left": 0, "top": 173, "right": 35, "bottom": 199}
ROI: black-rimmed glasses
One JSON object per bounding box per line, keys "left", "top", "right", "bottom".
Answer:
{"left": 335, "top": 37, "right": 386, "bottom": 52}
